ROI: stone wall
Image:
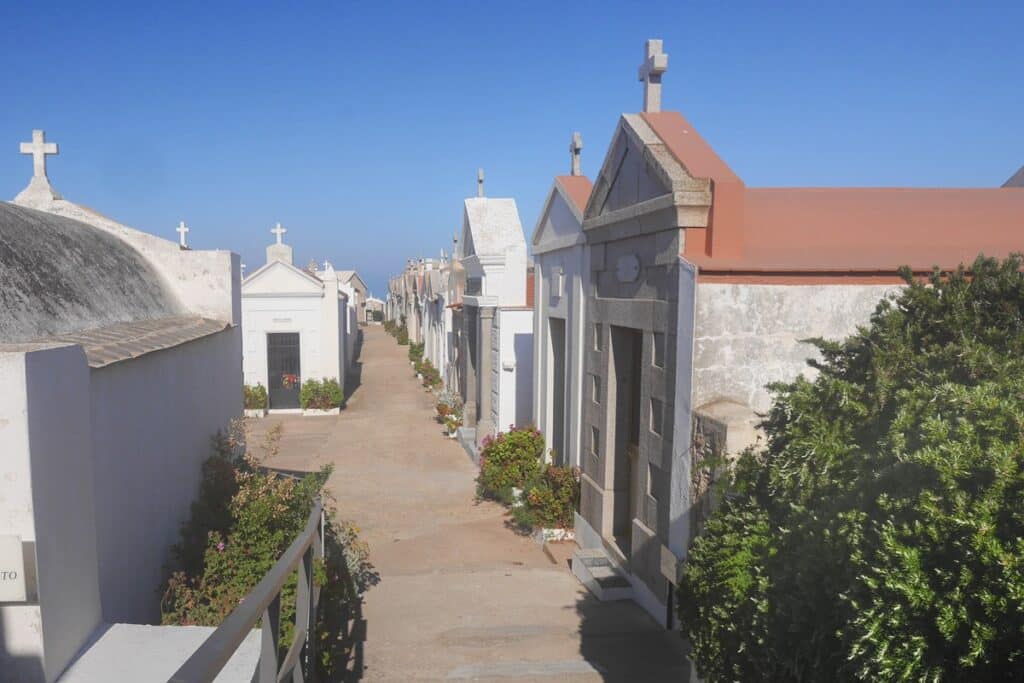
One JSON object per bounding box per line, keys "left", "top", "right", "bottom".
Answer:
{"left": 693, "top": 282, "right": 901, "bottom": 414}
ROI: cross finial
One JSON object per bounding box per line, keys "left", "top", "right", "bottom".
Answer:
{"left": 323, "top": 259, "right": 331, "bottom": 270}
{"left": 20, "top": 130, "right": 59, "bottom": 179}
{"left": 271, "top": 222, "right": 287, "bottom": 244}
{"left": 176, "top": 220, "right": 190, "bottom": 248}
{"left": 477, "top": 168, "right": 485, "bottom": 197}
{"left": 570, "top": 132, "right": 583, "bottom": 176}
{"left": 638, "top": 39, "right": 669, "bottom": 113}
{"left": 240, "top": 262, "right": 247, "bottom": 277}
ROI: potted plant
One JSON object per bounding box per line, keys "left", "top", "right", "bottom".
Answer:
{"left": 444, "top": 414, "right": 462, "bottom": 439}
{"left": 243, "top": 383, "right": 268, "bottom": 417}
{"left": 300, "top": 378, "right": 344, "bottom": 416}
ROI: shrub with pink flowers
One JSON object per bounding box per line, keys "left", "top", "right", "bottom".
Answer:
{"left": 477, "top": 426, "right": 545, "bottom": 504}
{"left": 160, "top": 424, "right": 377, "bottom": 678}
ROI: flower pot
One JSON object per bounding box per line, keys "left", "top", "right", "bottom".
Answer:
{"left": 302, "top": 407, "right": 340, "bottom": 416}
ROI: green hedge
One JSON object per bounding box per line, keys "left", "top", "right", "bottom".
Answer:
{"left": 243, "top": 383, "right": 267, "bottom": 410}
{"left": 678, "top": 255, "right": 1024, "bottom": 681}
{"left": 300, "top": 378, "right": 344, "bottom": 410}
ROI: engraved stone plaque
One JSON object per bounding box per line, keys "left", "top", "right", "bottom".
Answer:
{"left": 0, "top": 535, "right": 27, "bottom": 602}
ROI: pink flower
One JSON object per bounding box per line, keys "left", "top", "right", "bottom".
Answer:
{"left": 217, "top": 542, "right": 226, "bottom": 552}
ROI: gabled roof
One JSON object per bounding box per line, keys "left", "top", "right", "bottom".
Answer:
{"left": 1005, "top": 166, "right": 1024, "bottom": 188}
{"left": 462, "top": 197, "right": 526, "bottom": 259}
{"left": 336, "top": 270, "right": 368, "bottom": 292}
{"left": 242, "top": 258, "right": 324, "bottom": 295}
{"left": 631, "top": 110, "right": 1024, "bottom": 276}
{"left": 531, "top": 175, "right": 592, "bottom": 251}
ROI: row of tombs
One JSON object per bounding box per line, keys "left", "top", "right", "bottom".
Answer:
{"left": 385, "top": 38, "right": 1024, "bottom": 625}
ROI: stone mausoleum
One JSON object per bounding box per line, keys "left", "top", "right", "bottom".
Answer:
{"left": 572, "top": 40, "right": 1024, "bottom": 625}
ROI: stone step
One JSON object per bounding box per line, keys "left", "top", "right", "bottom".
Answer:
{"left": 572, "top": 548, "right": 633, "bottom": 602}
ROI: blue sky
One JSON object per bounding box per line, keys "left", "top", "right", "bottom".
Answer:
{"left": 1, "top": 2, "right": 1020, "bottom": 294}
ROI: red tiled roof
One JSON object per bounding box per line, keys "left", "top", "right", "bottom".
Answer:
{"left": 554, "top": 175, "right": 593, "bottom": 214}
{"left": 640, "top": 111, "right": 1024, "bottom": 276}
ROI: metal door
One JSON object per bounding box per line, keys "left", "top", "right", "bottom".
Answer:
{"left": 267, "top": 333, "right": 301, "bottom": 409}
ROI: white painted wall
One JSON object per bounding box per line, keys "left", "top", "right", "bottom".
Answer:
{"left": 0, "top": 343, "right": 102, "bottom": 683}
{"left": 242, "top": 295, "right": 323, "bottom": 394}
{"left": 493, "top": 308, "right": 534, "bottom": 431}
{"left": 89, "top": 326, "right": 241, "bottom": 624}
{"left": 532, "top": 242, "right": 588, "bottom": 466}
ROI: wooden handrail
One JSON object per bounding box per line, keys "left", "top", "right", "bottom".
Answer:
{"left": 169, "top": 498, "right": 324, "bottom": 683}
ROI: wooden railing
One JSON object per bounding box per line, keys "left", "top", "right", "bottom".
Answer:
{"left": 169, "top": 498, "right": 325, "bottom": 683}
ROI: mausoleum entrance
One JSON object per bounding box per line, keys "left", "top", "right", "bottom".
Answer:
{"left": 268, "top": 332, "right": 301, "bottom": 409}
{"left": 610, "top": 325, "right": 642, "bottom": 556}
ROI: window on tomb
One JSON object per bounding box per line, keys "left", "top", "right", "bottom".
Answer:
{"left": 653, "top": 332, "right": 666, "bottom": 368}
{"left": 591, "top": 426, "right": 600, "bottom": 457}
{"left": 594, "top": 323, "right": 603, "bottom": 351}
{"left": 592, "top": 375, "right": 601, "bottom": 404}
{"left": 650, "top": 397, "right": 664, "bottom": 436}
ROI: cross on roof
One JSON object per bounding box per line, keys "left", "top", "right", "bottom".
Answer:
{"left": 477, "top": 168, "right": 485, "bottom": 197}
{"left": 638, "top": 39, "right": 669, "bottom": 113}
{"left": 20, "top": 130, "right": 58, "bottom": 179}
{"left": 241, "top": 262, "right": 247, "bottom": 277}
{"left": 271, "top": 222, "right": 287, "bottom": 244}
{"left": 176, "top": 220, "right": 190, "bottom": 248}
{"left": 570, "top": 132, "right": 583, "bottom": 176}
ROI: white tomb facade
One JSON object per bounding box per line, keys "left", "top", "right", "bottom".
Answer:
{"left": 241, "top": 227, "right": 349, "bottom": 409}
{"left": 532, "top": 133, "right": 592, "bottom": 466}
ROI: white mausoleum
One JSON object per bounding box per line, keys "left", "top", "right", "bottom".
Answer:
{"left": 0, "top": 130, "right": 244, "bottom": 681}
{"left": 532, "top": 133, "right": 592, "bottom": 467}
{"left": 241, "top": 225, "right": 352, "bottom": 409}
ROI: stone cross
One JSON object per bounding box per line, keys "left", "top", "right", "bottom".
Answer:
{"left": 477, "top": 168, "right": 485, "bottom": 197}
{"left": 20, "top": 130, "right": 58, "bottom": 179}
{"left": 176, "top": 220, "right": 190, "bottom": 248}
{"left": 638, "top": 39, "right": 669, "bottom": 113}
{"left": 323, "top": 259, "right": 331, "bottom": 270}
{"left": 240, "top": 262, "right": 247, "bottom": 277}
{"left": 570, "top": 132, "right": 583, "bottom": 176}
{"left": 271, "top": 222, "right": 287, "bottom": 244}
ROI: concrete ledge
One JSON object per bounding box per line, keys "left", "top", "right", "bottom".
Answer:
{"left": 59, "top": 623, "right": 260, "bottom": 682}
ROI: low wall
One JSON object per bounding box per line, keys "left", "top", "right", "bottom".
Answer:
{"left": 89, "top": 326, "right": 241, "bottom": 623}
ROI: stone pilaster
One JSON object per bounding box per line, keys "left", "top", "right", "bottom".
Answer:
{"left": 475, "top": 306, "right": 496, "bottom": 446}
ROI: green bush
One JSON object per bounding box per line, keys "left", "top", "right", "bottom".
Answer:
{"left": 477, "top": 426, "right": 545, "bottom": 504}
{"left": 243, "top": 383, "right": 267, "bottom": 410}
{"left": 514, "top": 465, "right": 580, "bottom": 529}
{"left": 300, "top": 378, "right": 344, "bottom": 410}
{"left": 161, "top": 424, "right": 378, "bottom": 678}
{"left": 395, "top": 326, "right": 409, "bottom": 345}
{"left": 408, "top": 342, "right": 424, "bottom": 363}
{"left": 678, "top": 255, "right": 1024, "bottom": 682}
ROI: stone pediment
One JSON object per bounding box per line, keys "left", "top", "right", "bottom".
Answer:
{"left": 532, "top": 177, "right": 591, "bottom": 255}
{"left": 242, "top": 260, "right": 323, "bottom": 296}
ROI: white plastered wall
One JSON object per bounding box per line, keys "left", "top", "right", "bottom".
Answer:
{"left": 493, "top": 308, "right": 534, "bottom": 431}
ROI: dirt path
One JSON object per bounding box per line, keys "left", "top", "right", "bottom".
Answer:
{"left": 254, "top": 326, "right": 687, "bottom": 682}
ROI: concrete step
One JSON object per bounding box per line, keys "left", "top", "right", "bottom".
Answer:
{"left": 59, "top": 623, "right": 259, "bottom": 682}
{"left": 572, "top": 548, "right": 633, "bottom": 602}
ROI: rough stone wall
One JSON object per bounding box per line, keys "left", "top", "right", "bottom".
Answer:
{"left": 693, "top": 282, "right": 901, "bottom": 413}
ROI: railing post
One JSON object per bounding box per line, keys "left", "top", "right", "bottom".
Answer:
{"left": 297, "top": 546, "right": 315, "bottom": 683}
{"left": 259, "top": 594, "right": 280, "bottom": 683}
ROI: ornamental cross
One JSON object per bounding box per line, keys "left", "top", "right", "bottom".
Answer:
{"left": 271, "top": 222, "right": 287, "bottom": 244}
{"left": 241, "top": 262, "right": 247, "bottom": 277}
{"left": 477, "top": 168, "right": 485, "bottom": 197}
{"left": 176, "top": 220, "right": 190, "bottom": 248}
{"left": 20, "top": 129, "right": 58, "bottom": 179}
{"left": 570, "top": 132, "right": 583, "bottom": 176}
{"left": 638, "top": 39, "right": 669, "bottom": 113}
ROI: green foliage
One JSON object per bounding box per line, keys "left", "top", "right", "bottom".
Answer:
{"left": 513, "top": 465, "right": 580, "bottom": 529}
{"left": 243, "top": 383, "right": 267, "bottom": 410}
{"left": 300, "top": 378, "right": 344, "bottom": 410}
{"left": 396, "top": 326, "right": 409, "bottom": 345}
{"left": 408, "top": 342, "right": 424, "bottom": 363}
{"left": 477, "top": 426, "right": 545, "bottom": 504}
{"left": 383, "top": 320, "right": 396, "bottom": 336}
{"left": 161, "top": 424, "right": 378, "bottom": 677}
{"left": 678, "top": 255, "right": 1024, "bottom": 681}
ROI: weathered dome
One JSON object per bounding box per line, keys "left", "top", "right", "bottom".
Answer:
{"left": 0, "top": 202, "right": 180, "bottom": 343}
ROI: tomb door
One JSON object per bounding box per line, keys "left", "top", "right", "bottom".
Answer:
{"left": 549, "top": 317, "right": 567, "bottom": 465}
{"left": 611, "top": 326, "right": 643, "bottom": 556}
{"left": 267, "top": 332, "right": 301, "bottom": 409}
